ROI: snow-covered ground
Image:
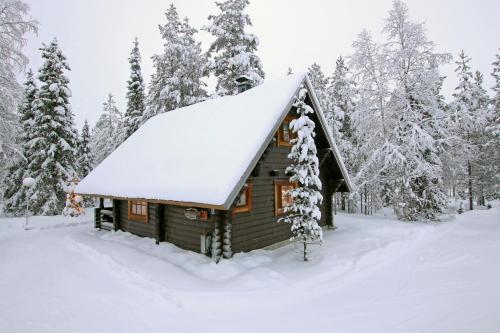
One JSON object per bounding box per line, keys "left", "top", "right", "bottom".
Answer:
{"left": 1, "top": 207, "right": 499, "bottom": 333}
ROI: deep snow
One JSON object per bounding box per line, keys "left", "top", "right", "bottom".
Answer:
{"left": 1, "top": 207, "right": 499, "bottom": 332}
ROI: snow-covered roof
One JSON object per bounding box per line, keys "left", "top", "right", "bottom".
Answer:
{"left": 76, "top": 73, "right": 352, "bottom": 209}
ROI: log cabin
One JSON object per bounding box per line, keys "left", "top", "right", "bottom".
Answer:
{"left": 76, "top": 73, "right": 352, "bottom": 259}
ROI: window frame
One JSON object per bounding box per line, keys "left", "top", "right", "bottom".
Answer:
{"left": 277, "top": 115, "right": 297, "bottom": 147}
{"left": 274, "top": 180, "right": 295, "bottom": 216}
{"left": 233, "top": 183, "right": 253, "bottom": 214}
{"left": 128, "top": 200, "right": 148, "bottom": 223}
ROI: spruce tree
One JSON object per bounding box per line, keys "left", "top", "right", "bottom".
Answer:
{"left": 77, "top": 119, "right": 93, "bottom": 179}
{"left": 29, "top": 39, "right": 78, "bottom": 215}
{"left": 123, "top": 37, "right": 145, "bottom": 139}
{"left": 279, "top": 87, "right": 323, "bottom": 261}
{"left": 142, "top": 4, "right": 207, "bottom": 123}
{"left": 491, "top": 50, "right": 500, "bottom": 137}
{"left": 471, "top": 71, "right": 497, "bottom": 205}
{"left": 2, "top": 69, "right": 38, "bottom": 215}
{"left": 451, "top": 51, "right": 487, "bottom": 210}
{"left": 307, "top": 63, "right": 329, "bottom": 110}
{"left": 328, "top": 57, "right": 358, "bottom": 212}
{"left": 91, "top": 94, "right": 123, "bottom": 165}
{"left": 204, "top": 0, "right": 264, "bottom": 96}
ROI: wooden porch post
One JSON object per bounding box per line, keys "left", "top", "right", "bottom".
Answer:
{"left": 112, "top": 200, "right": 120, "bottom": 231}
{"left": 94, "top": 207, "right": 101, "bottom": 229}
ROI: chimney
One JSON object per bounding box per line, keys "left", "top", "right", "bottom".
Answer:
{"left": 235, "top": 75, "right": 252, "bottom": 93}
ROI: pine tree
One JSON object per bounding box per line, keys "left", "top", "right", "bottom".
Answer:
{"left": 29, "top": 39, "right": 78, "bottom": 215}
{"left": 279, "top": 86, "right": 323, "bottom": 261}
{"left": 286, "top": 67, "right": 293, "bottom": 76}
{"left": 2, "top": 69, "right": 38, "bottom": 215}
{"left": 122, "top": 37, "right": 145, "bottom": 139}
{"left": 142, "top": 5, "right": 207, "bottom": 123}
{"left": 91, "top": 94, "right": 123, "bottom": 165}
{"left": 204, "top": 0, "right": 264, "bottom": 96}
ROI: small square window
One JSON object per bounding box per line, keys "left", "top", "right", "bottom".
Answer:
{"left": 277, "top": 115, "right": 297, "bottom": 147}
{"left": 128, "top": 200, "right": 148, "bottom": 223}
{"left": 233, "top": 183, "right": 253, "bottom": 214}
{"left": 275, "top": 181, "right": 295, "bottom": 216}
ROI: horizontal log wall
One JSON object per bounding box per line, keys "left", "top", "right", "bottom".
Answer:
{"left": 161, "top": 205, "right": 217, "bottom": 253}
{"left": 115, "top": 199, "right": 158, "bottom": 238}
{"left": 231, "top": 106, "right": 337, "bottom": 252}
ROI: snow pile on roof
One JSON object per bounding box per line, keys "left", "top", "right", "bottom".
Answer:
{"left": 77, "top": 73, "right": 306, "bottom": 206}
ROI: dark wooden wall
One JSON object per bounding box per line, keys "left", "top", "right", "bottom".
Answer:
{"left": 230, "top": 105, "right": 337, "bottom": 252}
{"left": 114, "top": 200, "right": 159, "bottom": 238}
{"left": 161, "top": 205, "right": 216, "bottom": 252}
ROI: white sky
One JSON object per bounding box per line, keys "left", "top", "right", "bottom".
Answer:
{"left": 22, "top": 0, "right": 500, "bottom": 129}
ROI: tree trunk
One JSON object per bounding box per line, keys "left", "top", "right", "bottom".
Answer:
{"left": 303, "top": 242, "right": 308, "bottom": 261}
{"left": 364, "top": 186, "right": 368, "bottom": 215}
{"left": 360, "top": 191, "right": 363, "bottom": 215}
{"left": 468, "top": 160, "right": 473, "bottom": 211}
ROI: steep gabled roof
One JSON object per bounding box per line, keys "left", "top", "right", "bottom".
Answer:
{"left": 76, "top": 73, "right": 352, "bottom": 210}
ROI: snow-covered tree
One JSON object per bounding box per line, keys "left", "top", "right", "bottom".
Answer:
{"left": 122, "top": 37, "right": 145, "bottom": 139}
{"left": 307, "top": 63, "right": 329, "bottom": 110}
{"left": 279, "top": 87, "right": 323, "bottom": 261}
{"left": 77, "top": 119, "right": 93, "bottom": 178}
{"left": 491, "top": 50, "right": 500, "bottom": 134}
{"left": 0, "top": 0, "right": 37, "bottom": 174}
{"left": 204, "top": 0, "right": 264, "bottom": 96}
{"left": 450, "top": 51, "right": 488, "bottom": 210}
{"left": 76, "top": 119, "right": 94, "bottom": 206}
{"left": 62, "top": 178, "right": 84, "bottom": 217}
{"left": 142, "top": 4, "right": 207, "bottom": 123}
{"left": 2, "top": 69, "right": 38, "bottom": 215}
{"left": 91, "top": 94, "right": 123, "bottom": 165}
{"left": 28, "top": 39, "right": 78, "bottom": 215}
{"left": 327, "top": 57, "right": 359, "bottom": 212}
{"left": 350, "top": 29, "right": 391, "bottom": 142}
{"left": 354, "top": 1, "right": 450, "bottom": 220}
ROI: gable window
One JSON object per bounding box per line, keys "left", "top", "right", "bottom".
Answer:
{"left": 277, "top": 115, "right": 297, "bottom": 147}
{"left": 233, "top": 183, "right": 253, "bottom": 214}
{"left": 128, "top": 200, "right": 148, "bottom": 223}
{"left": 274, "top": 181, "right": 295, "bottom": 216}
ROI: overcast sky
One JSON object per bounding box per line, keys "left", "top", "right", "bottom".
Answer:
{"left": 22, "top": 0, "right": 500, "bottom": 129}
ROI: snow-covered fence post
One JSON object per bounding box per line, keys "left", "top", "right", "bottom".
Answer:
{"left": 279, "top": 85, "right": 323, "bottom": 261}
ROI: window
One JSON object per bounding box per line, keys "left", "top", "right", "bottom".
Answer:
{"left": 128, "top": 200, "right": 148, "bottom": 223}
{"left": 275, "top": 181, "right": 295, "bottom": 216}
{"left": 277, "top": 115, "right": 297, "bottom": 147}
{"left": 233, "top": 183, "right": 253, "bottom": 213}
